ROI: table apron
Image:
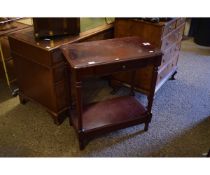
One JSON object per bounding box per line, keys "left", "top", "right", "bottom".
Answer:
{"left": 73, "top": 57, "right": 160, "bottom": 79}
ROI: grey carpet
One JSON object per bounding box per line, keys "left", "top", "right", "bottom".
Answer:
{"left": 0, "top": 38, "right": 210, "bottom": 157}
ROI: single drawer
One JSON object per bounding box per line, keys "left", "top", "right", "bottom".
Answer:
{"left": 172, "top": 42, "right": 182, "bottom": 59}
{"left": 176, "top": 24, "right": 185, "bottom": 42}
{"left": 161, "top": 24, "right": 184, "bottom": 51}
{"left": 91, "top": 59, "right": 152, "bottom": 77}
{"left": 9, "top": 37, "right": 52, "bottom": 67}
{"left": 170, "top": 53, "right": 179, "bottom": 68}
{"left": 161, "top": 45, "right": 174, "bottom": 66}
{"left": 157, "top": 55, "right": 178, "bottom": 84}
{"left": 157, "top": 62, "right": 171, "bottom": 84}
{"left": 162, "top": 19, "right": 177, "bottom": 37}
{"left": 161, "top": 41, "right": 181, "bottom": 66}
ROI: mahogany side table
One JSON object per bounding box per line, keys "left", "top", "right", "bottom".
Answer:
{"left": 61, "top": 36, "right": 162, "bottom": 150}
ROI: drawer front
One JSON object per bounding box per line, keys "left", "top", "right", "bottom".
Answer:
{"left": 162, "top": 20, "right": 177, "bottom": 37}
{"left": 53, "top": 63, "right": 66, "bottom": 83}
{"left": 9, "top": 37, "right": 52, "bottom": 67}
{"left": 13, "top": 53, "right": 56, "bottom": 110}
{"left": 161, "top": 41, "right": 181, "bottom": 66}
{"left": 157, "top": 55, "right": 179, "bottom": 84}
{"left": 176, "top": 18, "right": 185, "bottom": 27}
{"left": 161, "top": 45, "right": 174, "bottom": 66}
{"left": 81, "top": 58, "right": 156, "bottom": 78}
{"left": 161, "top": 24, "right": 185, "bottom": 51}
{"left": 176, "top": 24, "right": 185, "bottom": 41}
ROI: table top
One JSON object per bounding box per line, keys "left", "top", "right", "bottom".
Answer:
{"left": 0, "top": 22, "right": 30, "bottom": 37}
{"left": 8, "top": 23, "right": 113, "bottom": 51}
{"left": 61, "top": 36, "right": 162, "bottom": 69}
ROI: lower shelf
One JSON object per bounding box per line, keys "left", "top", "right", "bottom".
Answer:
{"left": 71, "top": 96, "right": 147, "bottom": 133}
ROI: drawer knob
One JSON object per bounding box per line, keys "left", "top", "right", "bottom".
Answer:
{"left": 122, "top": 65, "right": 126, "bottom": 69}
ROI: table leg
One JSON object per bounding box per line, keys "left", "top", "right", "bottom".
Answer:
{"left": 75, "top": 80, "right": 86, "bottom": 149}
{"left": 147, "top": 66, "right": 158, "bottom": 112}
{"left": 145, "top": 65, "right": 159, "bottom": 131}
{"left": 129, "top": 71, "right": 136, "bottom": 96}
{"left": 66, "top": 66, "right": 73, "bottom": 126}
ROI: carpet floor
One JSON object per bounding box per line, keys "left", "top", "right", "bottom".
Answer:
{"left": 0, "top": 38, "right": 210, "bottom": 157}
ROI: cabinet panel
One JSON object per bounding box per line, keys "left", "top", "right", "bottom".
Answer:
{"left": 0, "top": 37, "right": 11, "bottom": 60}
{"left": 113, "top": 18, "right": 185, "bottom": 93}
{"left": 162, "top": 20, "right": 177, "bottom": 36}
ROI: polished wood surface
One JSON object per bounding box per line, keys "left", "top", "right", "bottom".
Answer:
{"left": 0, "top": 22, "right": 31, "bottom": 94}
{"left": 8, "top": 24, "right": 114, "bottom": 124}
{"left": 61, "top": 36, "right": 162, "bottom": 149}
{"left": 112, "top": 18, "right": 185, "bottom": 94}
{"left": 61, "top": 37, "right": 161, "bottom": 69}
{"left": 33, "top": 18, "right": 80, "bottom": 38}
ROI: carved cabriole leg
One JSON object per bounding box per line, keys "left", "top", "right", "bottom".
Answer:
{"left": 169, "top": 70, "right": 177, "bottom": 80}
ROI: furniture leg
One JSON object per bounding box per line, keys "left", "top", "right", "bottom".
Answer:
{"left": 169, "top": 70, "right": 177, "bottom": 80}
{"left": 129, "top": 71, "right": 136, "bottom": 96}
{"left": 19, "top": 94, "right": 28, "bottom": 104}
{"left": 66, "top": 66, "right": 73, "bottom": 127}
{"left": 144, "top": 122, "right": 149, "bottom": 131}
{"left": 74, "top": 75, "right": 85, "bottom": 149}
{"left": 110, "top": 85, "right": 120, "bottom": 95}
{"left": 52, "top": 110, "right": 68, "bottom": 125}
{"left": 75, "top": 81, "right": 83, "bottom": 130}
{"left": 78, "top": 131, "right": 85, "bottom": 150}
{"left": 144, "top": 113, "right": 152, "bottom": 131}
{"left": 147, "top": 66, "right": 158, "bottom": 112}
{"left": 207, "top": 149, "right": 210, "bottom": 157}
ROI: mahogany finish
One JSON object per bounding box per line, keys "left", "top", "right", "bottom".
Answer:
{"left": 8, "top": 24, "right": 114, "bottom": 124}
{"left": 112, "top": 18, "right": 185, "bottom": 94}
{"left": 33, "top": 18, "right": 80, "bottom": 38}
{"left": 0, "top": 22, "right": 30, "bottom": 94}
{"left": 61, "top": 36, "right": 162, "bottom": 149}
